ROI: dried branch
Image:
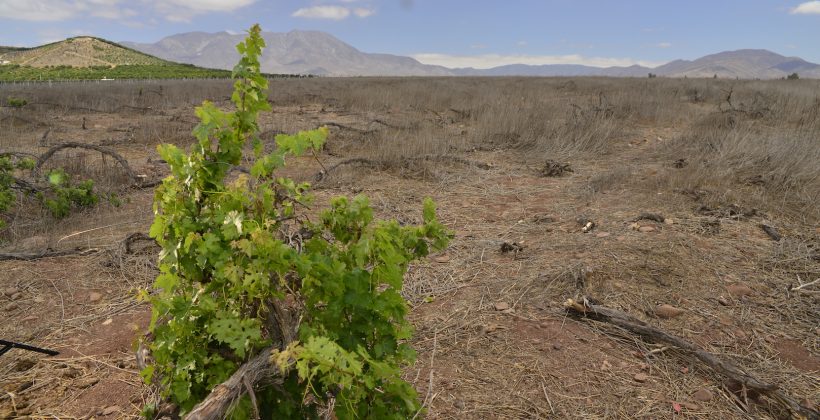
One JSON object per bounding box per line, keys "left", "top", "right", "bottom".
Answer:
{"left": 320, "top": 121, "right": 375, "bottom": 135}
{"left": 564, "top": 297, "right": 819, "bottom": 420}
{"left": 34, "top": 142, "right": 137, "bottom": 181}
{"left": 631, "top": 213, "right": 666, "bottom": 223}
{"left": 32, "top": 142, "right": 162, "bottom": 188}
{"left": 315, "top": 155, "right": 491, "bottom": 182}
{"left": 0, "top": 248, "right": 100, "bottom": 261}
{"left": 760, "top": 224, "right": 782, "bottom": 241}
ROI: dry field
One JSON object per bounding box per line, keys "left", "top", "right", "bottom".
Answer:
{"left": 0, "top": 76, "right": 818, "bottom": 419}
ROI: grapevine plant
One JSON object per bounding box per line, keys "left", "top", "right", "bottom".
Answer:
{"left": 142, "top": 25, "right": 450, "bottom": 418}
{"left": 0, "top": 156, "right": 98, "bottom": 230}
{"left": 0, "top": 154, "right": 34, "bottom": 228}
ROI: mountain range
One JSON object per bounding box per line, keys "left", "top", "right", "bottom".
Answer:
{"left": 123, "top": 30, "right": 451, "bottom": 77}
{"left": 122, "top": 30, "right": 820, "bottom": 79}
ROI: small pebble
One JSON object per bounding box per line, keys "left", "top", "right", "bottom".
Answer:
{"left": 434, "top": 254, "right": 450, "bottom": 263}
{"left": 494, "top": 302, "right": 510, "bottom": 311}
{"left": 654, "top": 304, "right": 685, "bottom": 319}
{"left": 75, "top": 377, "right": 99, "bottom": 389}
{"left": 102, "top": 405, "right": 120, "bottom": 416}
{"left": 680, "top": 401, "right": 700, "bottom": 410}
{"left": 692, "top": 388, "right": 714, "bottom": 402}
{"left": 633, "top": 372, "right": 649, "bottom": 383}
{"left": 638, "top": 226, "right": 656, "bottom": 233}
{"left": 726, "top": 283, "right": 754, "bottom": 297}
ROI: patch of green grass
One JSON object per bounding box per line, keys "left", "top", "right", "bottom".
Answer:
{"left": 0, "top": 63, "right": 305, "bottom": 81}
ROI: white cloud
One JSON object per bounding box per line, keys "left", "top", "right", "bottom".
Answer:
{"left": 291, "top": 5, "right": 374, "bottom": 20}
{"left": 292, "top": 5, "right": 350, "bottom": 20}
{"left": 412, "top": 53, "right": 665, "bottom": 69}
{"left": 291, "top": 4, "right": 376, "bottom": 20}
{"left": 516, "top": 40, "right": 527, "bottom": 47}
{"left": 791, "top": 1, "right": 820, "bottom": 14}
{"left": 155, "top": 0, "right": 256, "bottom": 22}
{"left": 163, "top": 0, "right": 255, "bottom": 13}
{"left": 657, "top": 42, "right": 672, "bottom": 48}
{"left": 0, "top": 0, "right": 256, "bottom": 22}
{"left": 0, "top": 0, "right": 91, "bottom": 21}
{"left": 353, "top": 7, "right": 374, "bottom": 18}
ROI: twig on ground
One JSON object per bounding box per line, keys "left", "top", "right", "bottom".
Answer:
{"left": 564, "top": 297, "right": 819, "bottom": 420}
{"left": 0, "top": 248, "right": 100, "bottom": 261}
{"left": 790, "top": 276, "right": 819, "bottom": 293}
{"left": 631, "top": 213, "right": 665, "bottom": 223}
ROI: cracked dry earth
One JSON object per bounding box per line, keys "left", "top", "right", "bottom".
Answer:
{"left": 1, "top": 83, "right": 818, "bottom": 419}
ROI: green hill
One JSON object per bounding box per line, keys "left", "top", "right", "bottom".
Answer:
{"left": 0, "top": 46, "right": 27, "bottom": 55}
{"left": 0, "top": 37, "right": 171, "bottom": 67}
{"left": 0, "top": 37, "right": 235, "bottom": 81}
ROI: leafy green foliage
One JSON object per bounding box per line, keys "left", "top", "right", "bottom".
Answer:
{"left": 0, "top": 154, "right": 34, "bottom": 228}
{"left": 5, "top": 96, "right": 27, "bottom": 107}
{"left": 0, "top": 157, "right": 99, "bottom": 230}
{"left": 0, "top": 64, "right": 306, "bottom": 82}
{"left": 37, "top": 169, "right": 98, "bottom": 218}
{"left": 0, "top": 64, "right": 233, "bottom": 81}
{"left": 143, "top": 24, "right": 450, "bottom": 417}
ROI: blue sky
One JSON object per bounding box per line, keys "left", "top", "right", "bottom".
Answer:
{"left": 1, "top": 1, "right": 819, "bottom": 68}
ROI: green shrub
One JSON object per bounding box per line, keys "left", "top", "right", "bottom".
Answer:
{"left": 141, "top": 24, "right": 450, "bottom": 418}
{"left": 37, "top": 169, "right": 98, "bottom": 218}
{"left": 0, "top": 157, "right": 99, "bottom": 230}
{"left": 6, "top": 97, "right": 27, "bottom": 108}
{"left": 0, "top": 155, "right": 34, "bottom": 228}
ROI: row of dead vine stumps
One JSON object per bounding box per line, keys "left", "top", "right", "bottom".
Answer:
{"left": 5, "top": 138, "right": 576, "bottom": 211}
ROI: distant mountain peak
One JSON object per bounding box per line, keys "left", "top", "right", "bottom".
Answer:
{"left": 121, "top": 32, "right": 819, "bottom": 78}
{"left": 123, "top": 30, "right": 450, "bottom": 76}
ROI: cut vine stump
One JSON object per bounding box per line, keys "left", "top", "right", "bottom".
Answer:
{"left": 185, "top": 347, "right": 282, "bottom": 420}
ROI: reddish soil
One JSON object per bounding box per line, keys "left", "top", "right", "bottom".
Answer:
{"left": 1, "top": 79, "right": 818, "bottom": 419}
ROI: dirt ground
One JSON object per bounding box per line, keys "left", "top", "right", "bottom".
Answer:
{"left": 0, "top": 78, "right": 818, "bottom": 419}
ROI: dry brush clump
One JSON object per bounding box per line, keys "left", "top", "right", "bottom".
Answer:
{"left": 661, "top": 82, "right": 820, "bottom": 222}
{"left": 0, "top": 79, "right": 232, "bottom": 114}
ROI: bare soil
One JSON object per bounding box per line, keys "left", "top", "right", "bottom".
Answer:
{"left": 1, "top": 77, "right": 817, "bottom": 419}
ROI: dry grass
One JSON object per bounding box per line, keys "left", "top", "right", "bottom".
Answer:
{"left": 1, "top": 76, "right": 818, "bottom": 419}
